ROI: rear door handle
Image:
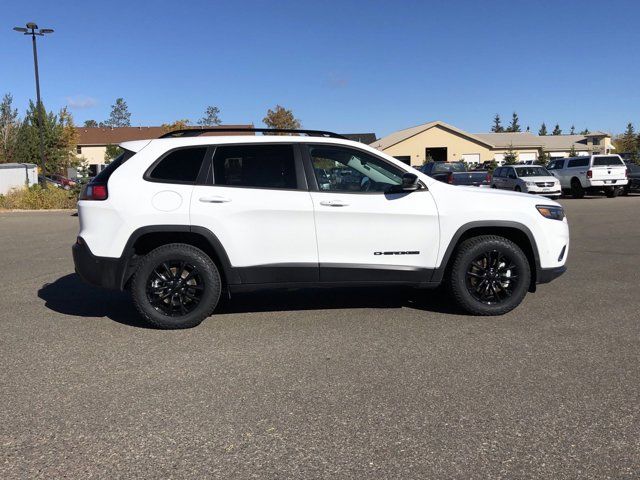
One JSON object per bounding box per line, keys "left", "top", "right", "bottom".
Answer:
{"left": 319, "top": 200, "right": 349, "bottom": 207}
{"left": 199, "top": 196, "right": 231, "bottom": 203}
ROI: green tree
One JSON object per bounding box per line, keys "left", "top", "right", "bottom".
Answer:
{"left": 552, "top": 124, "right": 562, "bottom": 135}
{"left": 568, "top": 145, "right": 577, "bottom": 157}
{"left": 83, "top": 119, "right": 98, "bottom": 127}
{"left": 0, "top": 93, "right": 20, "bottom": 163}
{"left": 538, "top": 122, "right": 548, "bottom": 136}
{"left": 491, "top": 114, "right": 504, "bottom": 132}
{"left": 570, "top": 125, "right": 576, "bottom": 135}
{"left": 15, "top": 101, "right": 80, "bottom": 175}
{"left": 198, "top": 106, "right": 222, "bottom": 126}
{"left": 263, "top": 105, "right": 301, "bottom": 131}
{"left": 104, "top": 98, "right": 131, "bottom": 127}
{"left": 580, "top": 128, "right": 590, "bottom": 135}
{"left": 503, "top": 144, "right": 518, "bottom": 164}
{"left": 161, "top": 119, "right": 191, "bottom": 134}
{"left": 537, "top": 150, "right": 550, "bottom": 165}
{"left": 104, "top": 144, "right": 123, "bottom": 164}
{"left": 617, "top": 123, "right": 639, "bottom": 162}
{"left": 506, "top": 112, "right": 521, "bottom": 132}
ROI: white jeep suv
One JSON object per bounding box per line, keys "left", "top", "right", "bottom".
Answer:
{"left": 73, "top": 128, "right": 569, "bottom": 329}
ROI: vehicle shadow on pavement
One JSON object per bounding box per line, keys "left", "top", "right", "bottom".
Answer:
{"left": 38, "top": 274, "right": 152, "bottom": 329}
{"left": 38, "top": 274, "right": 463, "bottom": 328}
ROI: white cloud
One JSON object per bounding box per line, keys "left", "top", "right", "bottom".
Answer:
{"left": 66, "top": 95, "right": 97, "bottom": 109}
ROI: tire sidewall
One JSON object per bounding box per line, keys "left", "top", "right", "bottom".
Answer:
{"left": 131, "top": 244, "right": 221, "bottom": 329}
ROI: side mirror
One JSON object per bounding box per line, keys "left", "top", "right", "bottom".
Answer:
{"left": 388, "top": 172, "right": 420, "bottom": 193}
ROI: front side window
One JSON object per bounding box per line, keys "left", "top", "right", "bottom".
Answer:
{"left": 148, "top": 147, "right": 207, "bottom": 183}
{"left": 516, "top": 167, "right": 551, "bottom": 177}
{"left": 308, "top": 145, "right": 403, "bottom": 193}
{"left": 212, "top": 144, "right": 297, "bottom": 189}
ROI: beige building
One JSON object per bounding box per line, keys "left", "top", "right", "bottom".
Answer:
{"left": 370, "top": 121, "right": 613, "bottom": 166}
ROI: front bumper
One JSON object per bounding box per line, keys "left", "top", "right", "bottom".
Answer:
{"left": 537, "top": 265, "right": 567, "bottom": 284}
{"left": 72, "top": 237, "right": 124, "bottom": 290}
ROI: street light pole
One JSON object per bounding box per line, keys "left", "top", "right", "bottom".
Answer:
{"left": 13, "top": 22, "right": 54, "bottom": 187}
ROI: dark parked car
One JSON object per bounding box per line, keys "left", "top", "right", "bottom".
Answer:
{"left": 623, "top": 162, "right": 640, "bottom": 195}
{"left": 419, "top": 161, "right": 491, "bottom": 187}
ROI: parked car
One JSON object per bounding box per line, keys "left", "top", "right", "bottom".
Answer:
{"left": 419, "top": 161, "right": 491, "bottom": 187}
{"left": 49, "top": 174, "right": 77, "bottom": 189}
{"left": 623, "top": 162, "right": 640, "bottom": 195}
{"left": 546, "top": 155, "right": 628, "bottom": 198}
{"left": 37, "top": 175, "right": 63, "bottom": 188}
{"left": 73, "top": 128, "right": 568, "bottom": 329}
{"left": 491, "top": 165, "right": 561, "bottom": 199}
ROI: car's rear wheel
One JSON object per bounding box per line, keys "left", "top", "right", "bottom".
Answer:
{"left": 131, "top": 243, "right": 221, "bottom": 329}
{"left": 448, "top": 235, "right": 531, "bottom": 316}
{"left": 622, "top": 185, "right": 630, "bottom": 196}
{"left": 514, "top": 186, "right": 521, "bottom": 192}
{"left": 570, "top": 178, "right": 585, "bottom": 199}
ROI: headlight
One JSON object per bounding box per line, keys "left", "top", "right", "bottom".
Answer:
{"left": 536, "top": 205, "right": 565, "bottom": 220}
{"left": 525, "top": 181, "right": 536, "bottom": 187}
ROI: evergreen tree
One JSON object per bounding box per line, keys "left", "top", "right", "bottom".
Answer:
{"left": 491, "top": 114, "right": 504, "bottom": 133}
{"left": 552, "top": 124, "right": 562, "bottom": 135}
{"left": 0, "top": 93, "right": 20, "bottom": 163}
{"left": 83, "top": 119, "right": 98, "bottom": 127}
{"left": 537, "top": 150, "right": 550, "bottom": 165}
{"left": 15, "top": 101, "right": 80, "bottom": 175}
{"left": 104, "top": 98, "right": 131, "bottom": 127}
{"left": 503, "top": 144, "right": 518, "bottom": 164}
{"left": 538, "top": 122, "right": 548, "bottom": 136}
{"left": 568, "top": 145, "right": 577, "bottom": 157}
{"left": 580, "top": 128, "right": 590, "bottom": 135}
{"left": 263, "top": 105, "right": 301, "bottom": 131}
{"left": 506, "top": 112, "right": 521, "bottom": 132}
{"left": 570, "top": 125, "right": 576, "bottom": 135}
{"left": 198, "top": 106, "right": 222, "bottom": 126}
{"left": 618, "top": 123, "right": 639, "bottom": 162}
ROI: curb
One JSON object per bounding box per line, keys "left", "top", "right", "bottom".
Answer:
{"left": 0, "top": 209, "right": 77, "bottom": 213}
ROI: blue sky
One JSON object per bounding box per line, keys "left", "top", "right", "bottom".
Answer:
{"left": 3, "top": 0, "right": 639, "bottom": 137}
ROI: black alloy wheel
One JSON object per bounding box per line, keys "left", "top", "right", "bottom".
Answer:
{"left": 465, "top": 250, "right": 519, "bottom": 305}
{"left": 146, "top": 260, "right": 204, "bottom": 316}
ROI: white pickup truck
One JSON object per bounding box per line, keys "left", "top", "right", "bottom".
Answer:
{"left": 547, "top": 155, "right": 628, "bottom": 198}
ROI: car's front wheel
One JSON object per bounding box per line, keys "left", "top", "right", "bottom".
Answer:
{"left": 448, "top": 235, "right": 531, "bottom": 316}
{"left": 131, "top": 243, "right": 221, "bottom": 329}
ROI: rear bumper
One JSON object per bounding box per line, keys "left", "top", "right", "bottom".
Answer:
{"left": 536, "top": 265, "right": 567, "bottom": 284}
{"left": 72, "top": 237, "right": 124, "bottom": 290}
{"left": 588, "top": 179, "right": 628, "bottom": 187}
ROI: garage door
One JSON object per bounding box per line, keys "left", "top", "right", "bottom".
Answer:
{"left": 462, "top": 154, "right": 480, "bottom": 164}
{"left": 519, "top": 153, "right": 536, "bottom": 162}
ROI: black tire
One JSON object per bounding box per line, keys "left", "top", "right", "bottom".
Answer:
{"left": 514, "top": 186, "right": 521, "bottom": 192}
{"left": 131, "top": 243, "right": 221, "bottom": 329}
{"left": 605, "top": 187, "right": 619, "bottom": 198}
{"left": 448, "top": 235, "right": 531, "bottom": 316}
{"left": 622, "top": 185, "right": 630, "bottom": 196}
{"left": 570, "top": 178, "right": 585, "bottom": 199}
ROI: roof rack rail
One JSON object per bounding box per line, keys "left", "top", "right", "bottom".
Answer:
{"left": 159, "top": 127, "right": 347, "bottom": 139}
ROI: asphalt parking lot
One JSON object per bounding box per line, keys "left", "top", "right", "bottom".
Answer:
{"left": 1, "top": 196, "right": 639, "bottom": 479}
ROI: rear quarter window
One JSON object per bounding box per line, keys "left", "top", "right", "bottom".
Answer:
{"left": 93, "top": 149, "right": 135, "bottom": 183}
{"left": 568, "top": 158, "right": 589, "bottom": 168}
{"left": 147, "top": 147, "right": 208, "bottom": 184}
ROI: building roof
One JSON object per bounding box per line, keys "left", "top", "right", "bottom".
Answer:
{"left": 76, "top": 125, "right": 254, "bottom": 145}
{"left": 371, "top": 121, "right": 496, "bottom": 149}
{"left": 341, "top": 133, "right": 377, "bottom": 144}
{"left": 472, "top": 132, "right": 541, "bottom": 148}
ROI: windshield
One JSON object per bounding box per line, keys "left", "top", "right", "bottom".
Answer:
{"left": 593, "top": 156, "right": 624, "bottom": 167}
{"left": 433, "top": 162, "right": 466, "bottom": 173}
{"left": 516, "top": 167, "right": 550, "bottom": 177}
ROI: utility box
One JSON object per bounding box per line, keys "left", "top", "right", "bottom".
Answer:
{"left": 0, "top": 163, "right": 38, "bottom": 195}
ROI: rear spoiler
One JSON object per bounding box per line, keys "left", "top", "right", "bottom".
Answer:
{"left": 119, "top": 140, "right": 152, "bottom": 153}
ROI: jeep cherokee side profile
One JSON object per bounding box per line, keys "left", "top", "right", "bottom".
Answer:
{"left": 73, "top": 128, "right": 569, "bottom": 329}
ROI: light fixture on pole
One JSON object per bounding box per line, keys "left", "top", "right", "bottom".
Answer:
{"left": 13, "top": 22, "right": 54, "bottom": 187}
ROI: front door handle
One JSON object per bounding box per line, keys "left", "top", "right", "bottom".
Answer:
{"left": 320, "top": 200, "right": 349, "bottom": 207}
{"left": 199, "top": 196, "right": 231, "bottom": 203}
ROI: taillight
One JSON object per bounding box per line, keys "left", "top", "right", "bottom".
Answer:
{"left": 485, "top": 172, "right": 491, "bottom": 183}
{"left": 587, "top": 170, "right": 592, "bottom": 179}
{"left": 79, "top": 183, "right": 108, "bottom": 201}
{"left": 447, "top": 172, "right": 454, "bottom": 184}
{"left": 625, "top": 169, "right": 628, "bottom": 178}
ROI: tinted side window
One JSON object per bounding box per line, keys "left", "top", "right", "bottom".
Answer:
{"left": 494, "top": 167, "right": 503, "bottom": 177}
{"left": 148, "top": 147, "right": 207, "bottom": 183}
{"left": 568, "top": 158, "right": 589, "bottom": 168}
{"left": 212, "top": 144, "right": 297, "bottom": 189}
